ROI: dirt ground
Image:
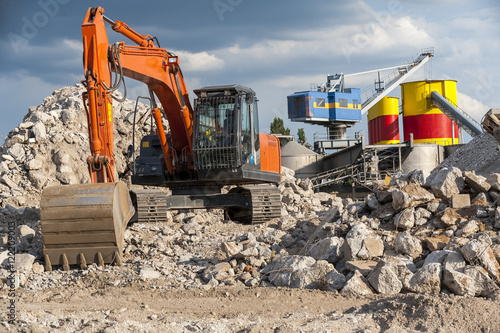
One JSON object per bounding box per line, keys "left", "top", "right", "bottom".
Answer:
{"left": 2, "top": 283, "right": 500, "bottom": 332}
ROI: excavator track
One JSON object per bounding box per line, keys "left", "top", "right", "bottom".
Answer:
{"left": 40, "top": 182, "right": 135, "bottom": 271}
{"left": 226, "top": 184, "right": 281, "bottom": 224}
{"left": 131, "top": 189, "right": 169, "bottom": 223}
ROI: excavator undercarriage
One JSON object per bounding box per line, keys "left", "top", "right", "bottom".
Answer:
{"left": 131, "top": 184, "right": 281, "bottom": 224}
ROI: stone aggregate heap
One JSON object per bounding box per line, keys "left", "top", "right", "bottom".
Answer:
{"left": 0, "top": 85, "right": 153, "bottom": 208}
{"left": 1, "top": 86, "right": 500, "bottom": 323}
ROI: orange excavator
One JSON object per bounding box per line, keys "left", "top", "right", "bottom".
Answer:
{"left": 40, "top": 7, "right": 282, "bottom": 270}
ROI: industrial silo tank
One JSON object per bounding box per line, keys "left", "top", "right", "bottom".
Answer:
{"left": 401, "top": 80, "right": 459, "bottom": 145}
{"left": 367, "top": 96, "right": 400, "bottom": 145}
{"left": 281, "top": 141, "right": 323, "bottom": 179}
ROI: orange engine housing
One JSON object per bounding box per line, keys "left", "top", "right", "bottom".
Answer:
{"left": 259, "top": 133, "right": 281, "bottom": 176}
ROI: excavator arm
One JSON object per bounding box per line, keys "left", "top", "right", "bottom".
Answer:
{"left": 40, "top": 7, "right": 195, "bottom": 270}
{"left": 81, "top": 6, "right": 194, "bottom": 180}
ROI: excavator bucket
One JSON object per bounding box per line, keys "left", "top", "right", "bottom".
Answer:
{"left": 40, "top": 181, "right": 135, "bottom": 271}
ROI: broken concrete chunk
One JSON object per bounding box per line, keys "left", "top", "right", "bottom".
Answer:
{"left": 451, "top": 194, "right": 470, "bottom": 209}
{"left": 461, "top": 237, "right": 500, "bottom": 283}
{"left": 308, "top": 237, "right": 344, "bottom": 264}
{"left": 394, "top": 231, "right": 422, "bottom": 259}
{"left": 32, "top": 122, "right": 47, "bottom": 141}
{"left": 486, "top": 173, "right": 500, "bottom": 192}
{"left": 464, "top": 170, "right": 491, "bottom": 192}
{"left": 341, "top": 270, "right": 374, "bottom": 295}
{"left": 14, "top": 253, "right": 36, "bottom": 273}
{"left": 439, "top": 207, "right": 462, "bottom": 227}
{"left": 495, "top": 207, "right": 500, "bottom": 229}
{"left": 392, "top": 184, "right": 434, "bottom": 211}
{"left": 343, "top": 223, "right": 384, "bottom": 261}
{"left": 7, "top": 143, "right": 25, "bottom": 161}
{"left": 367, "top": 261, "right": 403, "bottom": 295}
{"left": 345, "top": 260, "right": 378, "bottom": 276}
{"left": 408, "top": 262, "right": 442, "bottom": 294}
{"left": 455, "top": 218, "right": 480, "bottom": 237}
{"left": 430, "top": 167, "right": 464, "bottom": 199}
{"left": 25, "top": 159, "right": 43, "bottom": 171}
{"left": 393, "top": 207, "right": 415, "bottom": 230}
{"left": 464, "top": 265, "right": 500, "bottom": 297}
{"left": 424, "top": 235, "right": 450, "bottom": 252}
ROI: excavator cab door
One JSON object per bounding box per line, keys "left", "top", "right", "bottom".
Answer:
{"left": 192, "top": 85, "right": 259, "bottom": 171}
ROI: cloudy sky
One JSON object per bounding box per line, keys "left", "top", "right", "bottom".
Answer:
{"left": 0, "top": 0, "right": 499, "bottom": 145}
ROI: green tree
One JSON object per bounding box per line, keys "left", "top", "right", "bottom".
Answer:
{"left": 297, "top": 128, "right": 306, "bottom": 144}
{"left": 270, "top": 117, "right": 290, "bottom": 135}
{"left": 297, "top": 128, "right": 312, "bottom": 149}
{"left": 270, "top": 117, "right": 291, "bottom": 145}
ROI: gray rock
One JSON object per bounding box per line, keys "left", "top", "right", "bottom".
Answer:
{"left": 460, "top": 237, "right": 500, "bottom": 282}
{"left": 394, "top": 231, "right": 422, "bottom": 259}
{"left": 308, "top": 237, "right": 344, "bottom": 264}
{"left": 368, "top": 262, "right": 403, "bottom": 295}
{"left": 139, "top": 268, "right": 161, "bottom": 279}
{"left": 408, "top": 262, "right": 442, "bottom": 293}
{"left": 341, "top": 270, "right": 374, "bottom": 295}
{"left": 7, "top": 143, "right": 25, "bottom": 161}
{"left": 455, "top": 218, "right": 480, "bottom": 237}
{"left": 393, "top": 207, "right": 415, "bottom": 230}
{"left": 32, "top": 122, "right": 47, "bottom": 141}
{"left": 392, "top": 184, "right": 434, "bottom": 211}
{"left": 15, "top": 253, "right": 36, "bottom": 272}
{"left": 343, "top": 223, "right": 384, "bottom": 261}
{"left": 486, "top": 173, "right": 500, "bottom": 192}
{"left": 464, "top": 265, "right": 500, "bottom": 297}
{"left": 324, "top": 268, "right": 347, "bottom": 291}
{"left": 464, "top": 171, "right": 491, "bottom": 192}
{"left": 430, "top": 167, "right": 464, "bottom": 199}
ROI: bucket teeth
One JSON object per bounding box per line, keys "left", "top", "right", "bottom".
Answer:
{"left": 61, "top": 253, "right": 70, "bottom": 271}
{"left": 78, "top": 253, "right": 87, "bottom": 270}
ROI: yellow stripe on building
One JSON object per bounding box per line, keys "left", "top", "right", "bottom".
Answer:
{"left": 313, "top": 102, "right": 361, "bottom": 109}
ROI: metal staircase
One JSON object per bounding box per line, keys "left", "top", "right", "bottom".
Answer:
{"left": 430, "top": 91, "right": 483, "bottom": 137}
{"left": 360, "top": 48, "right": 434, "bottom": 113}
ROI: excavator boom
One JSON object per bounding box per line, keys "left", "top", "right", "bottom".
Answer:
{"left": 41, "top": 6, "right": 195, "bottom": 270}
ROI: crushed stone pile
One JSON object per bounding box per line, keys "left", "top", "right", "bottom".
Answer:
{"left": 438, "top": 132, "right": 500, "bottom": 176}
{"left": 0, "top": 85, "right": 155, "bottom": 208}
{"left": 0, "top": 86, "right": 500, "bottom": 330}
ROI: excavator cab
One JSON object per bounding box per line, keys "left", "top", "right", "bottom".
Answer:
{"left": 192, "top": 85, "right": 260, "bottom": 173}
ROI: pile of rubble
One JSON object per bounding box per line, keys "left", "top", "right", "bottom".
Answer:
{"left": 0, "top": 85, "right": 152, "bottom": 208}
{"left": 1, "top": 85, "right": 500, "bottom": 309}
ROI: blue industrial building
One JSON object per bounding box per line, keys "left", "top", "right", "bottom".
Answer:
{"left": 287, "top": 88, "right": 362, "bottom": 125}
